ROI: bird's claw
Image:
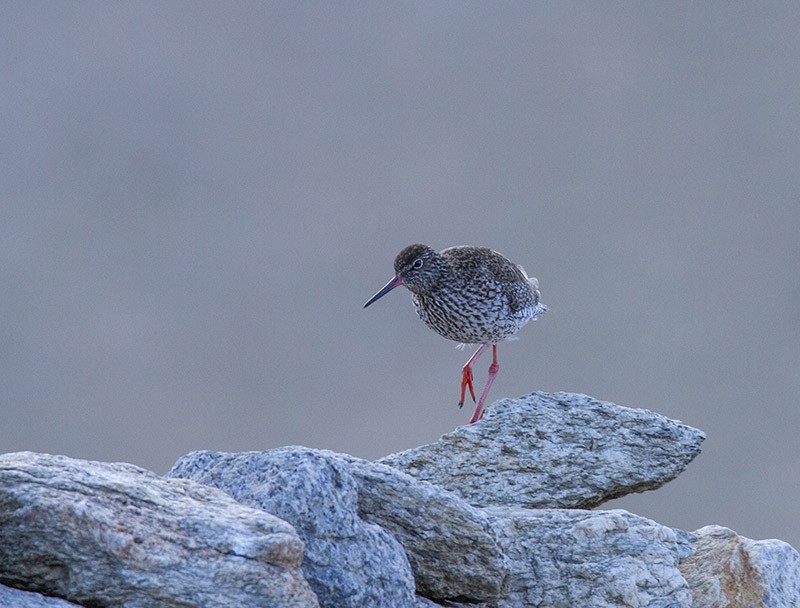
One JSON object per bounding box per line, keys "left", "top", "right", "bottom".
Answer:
{"left": 458, "top": 366, "right": 476, "bottom": 408}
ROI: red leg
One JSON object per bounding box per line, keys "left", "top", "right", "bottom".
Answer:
{"left": 469, "top": 344, "right": 499, "bottom": 424}
{"left": 458, "top": 344, "right": 487, "bottom": 408}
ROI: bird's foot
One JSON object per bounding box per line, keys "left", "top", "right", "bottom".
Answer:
{"left": 458, "top": 365, "right": 476, "bottom": 408}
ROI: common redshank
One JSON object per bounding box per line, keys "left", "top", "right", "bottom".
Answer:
{"left": 364, "top": 244, "right": 547, "bottom": 423}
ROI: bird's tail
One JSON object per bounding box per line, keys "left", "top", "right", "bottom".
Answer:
{"left": 517, "top": 264, "right": 547, "bottom": 318}
{"left": 524, "top": 271, "right": 542, "bottom": 300}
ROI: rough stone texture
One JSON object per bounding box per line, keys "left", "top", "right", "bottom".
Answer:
{"left": 338, "top": 452, "right": 509, "bottom": 600}
{"left": 5, "top": 389, "right": 799, "bottom": 608}
{"left": 168, "top": 447, "right": 507, "bottom": 604}
{"left": 0, "top": 452, "right": 318, "bottom": 608}
{"left": 169, "top": 449, "right": 417, "bottom": 608}
{"left": 378, "top": 391, "right": 705, "bottom": 509}
{"left": 484, "top": 507, "right": 693, "bottom": 608}
{"left": 0, "top": 584, "right": 84, "bottom": 608}
{"left": 680, "top": 525, "right": 800, "bottom": 607}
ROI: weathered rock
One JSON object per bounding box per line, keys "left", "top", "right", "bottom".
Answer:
{"left": 338, "top": 452, "right": 508, "bottom": 600}
{"left": 0, "top": 452, "right": 318, "bottom": 608}
{"left": 169, "top": 448, "right": 416, "bottom": 608}
{"left": 0, "top": 584, "right": 84, "bottom": 608}
{"left": 168, "top": 447, "right": 508, "bottom": 604}
{"left": 6, "top": 388, "right": 798, "bottom": 608}
{"left": 680, "top": 525, "right": 800, "bottom": 607}
{"left": 378, "top": 391, "right": 705, "bottom": 509}
{"left": 484, "top": 507, "right": 693, "bottom": 608}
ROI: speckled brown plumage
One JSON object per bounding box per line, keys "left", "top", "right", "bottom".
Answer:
{"left": 364, "top": 243, "right": 547, "bottom": 423}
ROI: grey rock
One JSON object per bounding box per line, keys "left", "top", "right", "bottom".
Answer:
{"left": 169, "top": 448, "right": 417, "bottom": 608}
{"left": 378, "top": 391, "right": 705, "bottom": 509}
{"left": 680, "top": 525, "right": 800, "bottom": 607}
{"left": 338, "top": 452, "right": 508, "bottom": 600}
{"left": 673, "top": 527, "right": 701, "bottom": 560}
{"left": 0, "top": 585, "right": 84, "bottom": 608}
{"left": 484, "top": 507, "right": 693, "bottom": 608}
{"left": 168, "top": 447, "right": 508, "bottom": 604}
{"left": 0, "top": 452, "right": 318, "bottom": 608}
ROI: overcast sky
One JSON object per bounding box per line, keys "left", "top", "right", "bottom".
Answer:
{"left": 3, "top": 2, "right": 799, "bottom": 550}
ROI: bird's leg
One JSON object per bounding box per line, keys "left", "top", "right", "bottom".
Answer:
{"left": 458, "top": 343, "right": 487, "bottom": 408}
{"left": 469, "top": 344, "right": 499, "bottom": 424}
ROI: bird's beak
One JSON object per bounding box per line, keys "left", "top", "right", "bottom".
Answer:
{"left": 363, "top": 275, "right": 404, "bottom": 308}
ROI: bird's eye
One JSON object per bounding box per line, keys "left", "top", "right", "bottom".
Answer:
{"left": 412, "top": 258, "right": 424, "bottom": 270}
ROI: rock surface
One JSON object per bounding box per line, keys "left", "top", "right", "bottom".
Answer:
{"left": 0, "top": 452, "right": 318, "bottom": 608}
{"left": 338, "top": 452, "right": 509, "bottom": 600}
{"left": 680, "top": 525, "right": 800, "bottom": 607}
{"left": 378, "top": 391, "right": 706, "bottom": 509}
{"left": 2, "top": 390, "right": 798, "bottom": 608}
{"left": 483, "top": 507, "right": 693, "bottom": 608}
{"left": 168, "top": 447, "right": 508, "bottom": 604}
{"left": 0, "top": 584, "right": 83, "bottom": 608}
{"left": 169, "top": 448, "right": 418, "bottom": 608}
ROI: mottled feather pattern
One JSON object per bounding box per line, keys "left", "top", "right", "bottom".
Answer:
{"left": 406, "top": 246, "right": 546, "bottom": 344}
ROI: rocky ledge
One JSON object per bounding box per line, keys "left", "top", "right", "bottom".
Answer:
{"left": 1, "top": 391, "right": 797, "bottom": 607}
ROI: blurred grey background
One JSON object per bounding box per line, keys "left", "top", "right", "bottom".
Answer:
{"left": 3, "top": 3, "right": 799, "bottom": 549}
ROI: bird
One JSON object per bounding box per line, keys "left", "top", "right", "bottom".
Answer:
{"left": 363, "top": 243, "right": 547, "bottom": 423}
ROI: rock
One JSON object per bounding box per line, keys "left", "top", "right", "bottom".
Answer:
{"left": 169, "top": 448, "right": 416, "bottom": 608}
{"left": 0, "top": 584, "right": 84, "bottom": 608}
{"left": 484, "top": 508, "right": 693, "bottom": 608}
{"left": 5, "top": 387, "right": 799, "bottom": 608}
{"left": 168, "top": 447, "right": 508, "bottom": 604}
{"left": 0, "top": 452, "right": 318, "bottom": 608}
{"left": 337, "top": 452, "right": 508, "bottom": 601}
{"left": 378, "top": 391, "right": 705, "bottom": 509}
{"left": 680, "top": 525, "right": 800, "bottom": 607}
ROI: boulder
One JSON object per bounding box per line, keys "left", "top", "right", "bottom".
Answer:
{"left": 680, "top": 525, "right": 800, "bottom": 607}
{"left": 379, "top": 391, "right": 705, "bottom": 509}
{"left": 483, "top": 507, "right": 693, "bottom": 608}
{"left": 339, "top": 452, "right": 509, "bottom": 600}
{"left": 0, "top": 452, "right": 318, "bottom": 608}
{"left": 169, "top": 448, "right": 417, "bottom": 608}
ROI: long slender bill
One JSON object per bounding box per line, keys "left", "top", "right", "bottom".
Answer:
{"left": 363, "top": 275, "right": 404, "bottom": 308}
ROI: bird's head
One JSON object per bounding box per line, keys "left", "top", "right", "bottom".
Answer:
{"left": 363, "top": 243, "right": 444, "bottom": 307}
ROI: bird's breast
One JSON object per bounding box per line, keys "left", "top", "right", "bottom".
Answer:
{"left": 411, "top": 286, "right": 530, "bottom": 344}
